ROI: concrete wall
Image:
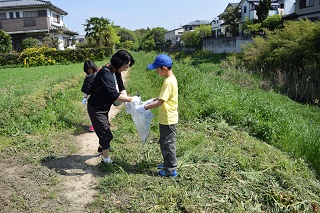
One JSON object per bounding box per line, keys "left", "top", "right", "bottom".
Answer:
{"left": 203, "top": 36, "right": 254, "bottom": 53}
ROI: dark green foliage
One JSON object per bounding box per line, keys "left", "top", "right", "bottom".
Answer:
{"left": 0, "top": 53, "right": 20, "bottom": 68}
{"left": 0, "top": 30, "right": 12, "bottom": 53}
{"left": 140, "top": 27, "right": 167, "bottom": 51}
{"left": 83, "top": 17, "right": 118, "bottom": 53}
{"left": 0, "top": 47, "right": 111, "bottom": 68}
{"left": 116, "top": 28, "right": 139, "bottom": 50}
{"left": 219, "top": 4, "right": 241, "bottom": 36}
{"left": 256, "top": 0, "right": 271, "bottom": 22}
{"left": 240, "top": 19, "right": 320, "bottom": 103}
{"left": 261, "top": 14, "right": 284, "bottom": 31}
{"left": 22, "top": 37, "right": 42, "bottom": 50}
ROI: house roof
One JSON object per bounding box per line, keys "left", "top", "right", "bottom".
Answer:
{"left": 218, "top": 3, "right": 239, "bottom": 17}
{"left": 183, "top": 20, "right": 211, "bottom": 26}
{"left": 50, "top": 25, "right": 78, "bottom": 35}
{"left": 0, "top": 0, "right": 67, "bottom": 15}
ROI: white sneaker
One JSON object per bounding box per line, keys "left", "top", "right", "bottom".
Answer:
{"left": 101, "top": 157, "right": 113, "bottom": 164}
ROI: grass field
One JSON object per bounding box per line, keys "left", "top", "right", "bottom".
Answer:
{"left": 0, "top": 51, "right": 319, "bottom": 212}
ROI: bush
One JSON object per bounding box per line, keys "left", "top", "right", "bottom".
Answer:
{"left": 0, "top": 30, "right": 12, "bottom": 53}
{"left": 0, "top": 46, "right": 113, "bottom": 68}
{"left": 237, "top": 19, "right": 320, "bottom": 103}
{"left": 22, "top": 38, "right": 42, "bottom": 50}
{"left": 18, "top": 47, "right": 56, "bottom": 67}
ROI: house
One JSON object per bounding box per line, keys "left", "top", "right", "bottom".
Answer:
{"left": 238, "top": 0, "right": 295, "bottom": 34}
{"left": 211, "top": 17, "right": 224, "bottom": 38}
{"left": 216, "top": 3, "right": 240, "bottom": 38}
{"left": 75, "top": 35, "right": 85, "bottom": 44}
{"left": 283, "top": 0, "right": 320, "bottom": 21}
{"left": 164, "top": 27, "right": 184, "bottom": 46}
{"left": 0, "top": 0, "right": 78, "bottom": 52}
{"left": 182, "top": 20, "right": 211, "bottom": 31}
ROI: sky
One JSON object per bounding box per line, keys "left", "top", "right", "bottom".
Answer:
{"left": 50, "top": 0, "right": 236, "bottom": 35}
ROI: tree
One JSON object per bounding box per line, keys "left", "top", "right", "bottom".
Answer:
{"left": 117, "top": 28, "right": 138, "bottom": 50}
{"left": 256, "top": 0, "right": 271, "bottom": 22}
{"left": 181, "top": 31, "right": 198, "bottom": 49}
{"left": 22, "top": 37, "right": 42, "bottom": 50}
{"left": 261, "top": 14, "right": 284, "bottom": 31}
{"left": 219, "top": 4, "right": 241, "bottom": 36}
{"left": 42, "top": 34, "right": 59, "bottom": 49}
{"left": 0, "top": 30, "right": 12, "bottom": 53}
{"left": 180, "top": 25, "right": 212, "bottom": 50}
{"left": 244, "top": 14, "right": 284, "bottom": 34}
{"left": 83, "top": 17, "right": 119, "bottom": 49}
{"left": 140, "top": 27, "right": 166, "bottom": 51}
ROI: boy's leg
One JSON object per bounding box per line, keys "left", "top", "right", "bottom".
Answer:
{"left": 159, "top": 124, "right": 177, "bottom": 175}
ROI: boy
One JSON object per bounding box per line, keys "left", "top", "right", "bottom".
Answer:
{"left": 136, "top": 54, "right": 178, "bottom": 177}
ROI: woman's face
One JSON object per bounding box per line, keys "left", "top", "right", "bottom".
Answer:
{"left": 118, "top": 62, "right": 130, "bottom": 72}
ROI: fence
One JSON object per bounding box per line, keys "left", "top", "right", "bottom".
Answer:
{"left": 203, "top": 36, "right": 254, "bottom": 53}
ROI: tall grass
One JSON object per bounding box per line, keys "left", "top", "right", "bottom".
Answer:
{"left": 87, "top": 51, "right": 320, "bottom": 212}
{"left": 1, "top": 51, "right": 320, "bottom": 212}
{"left": 126, "top": 51, "right": 320, "bottom": 175}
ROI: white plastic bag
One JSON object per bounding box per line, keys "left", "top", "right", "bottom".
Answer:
{"left": 126, "top": 101, "right": 154, "bottom": 143}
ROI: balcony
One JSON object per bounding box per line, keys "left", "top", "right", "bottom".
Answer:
{"left": 0, "top": 16, "right": 50, "bottom": 34}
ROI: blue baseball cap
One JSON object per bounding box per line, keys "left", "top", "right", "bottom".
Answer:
{"left": 147, "top": 54, "right": 172, "bottom": 70}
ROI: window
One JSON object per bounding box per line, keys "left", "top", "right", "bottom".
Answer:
{"left": 300, "top": 0, "right": 314, "bottom": 8}
{"left": 24, "top": 18, "right": 36, "bottom": 27}
{"left": 53, "top": 14, "right": 60, "bottom": 23}
{"left": 244, "top": 6, "right": 247, "bottom": 13}
{"left": 23, "top": 11, "right": 38, "bottom": 18}
{"left": 9, "top": 12, "right": 13, "bottom": 19}
{"left": 38, "top": 10, "right": 47, "bottom": 17}
{"left": 16, "top": 12, "right": 20, "bottom": 18}
{"left": 0, "top": 13, "right": 6, "bottom": 19}
{"left": 63, "top": 37, "right": 69, "bottom": 47}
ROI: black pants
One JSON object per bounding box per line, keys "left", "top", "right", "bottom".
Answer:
{"left": 87, "top": 104, "right": 113, "bottom": 150}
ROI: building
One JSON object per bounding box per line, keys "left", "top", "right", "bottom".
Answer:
{"left": 217, "top": 3, "right": 240, "bottom": 38}
{"left": 182, "top": 20, "right": 211, "bottom": 31}
{"left": 211, "top": 17, "right": 224, "bottom": 38}
{"left": 283, "top": 0, "right": 320, "bottom": 21}
{"left": 0, "top": 0, "right": 78, "bottom": 52}
{"left": 164, "top": 27, "right": 184, "bottom": 46}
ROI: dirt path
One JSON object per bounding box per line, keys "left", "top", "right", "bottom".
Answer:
{"left": 56, "top": 71, "right": 128, "bottom": 212}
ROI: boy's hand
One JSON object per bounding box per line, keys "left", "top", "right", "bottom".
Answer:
{"left": 144, "top": 98, "right": 154, "bottom": 105}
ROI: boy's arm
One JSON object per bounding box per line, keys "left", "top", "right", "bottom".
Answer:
{"left": 144, "top": 98, "right": 163, "bottom": 110}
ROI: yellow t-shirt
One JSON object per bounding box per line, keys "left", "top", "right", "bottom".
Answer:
{"left": 158, "top": 76, "right": 178, "bottom": 125}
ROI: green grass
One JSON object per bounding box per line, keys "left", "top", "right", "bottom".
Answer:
{"left": 1, "top": 51, "right": 320, "bottom": 212}
{"left": 89, "top": 51, "right": 320, "bottom": 212}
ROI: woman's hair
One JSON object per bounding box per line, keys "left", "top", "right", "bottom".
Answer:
{"left": 110, "top": 50, "right": 135, "bottom": 70}
{"left": 83, "top": 60, "right": 98, "bottom": 74}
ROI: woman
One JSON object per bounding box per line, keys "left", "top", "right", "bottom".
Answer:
{"left": 87, "top": 50, "right": 139, "bottom": 164}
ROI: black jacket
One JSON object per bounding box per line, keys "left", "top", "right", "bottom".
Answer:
{"left": 88, "top": 66, "right": 125, "bottom": 110}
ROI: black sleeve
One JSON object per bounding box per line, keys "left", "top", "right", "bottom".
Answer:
{"left": 115, "top": 72, "right": 126, "bottom": 92}
{"left": 100, "top": 69, "right": 120, "bottom": 101}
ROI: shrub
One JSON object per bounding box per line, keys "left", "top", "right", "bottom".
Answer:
{"left": 22, "top": 38, "right": 42, "bottom": 50}
{"left": 0, "top": 30, "right": 12, "bottom": 53}
{"left": 18, "top": 47, "right": 56, "bottom": 67}
{"left": 238, "top": 19, "right": 320, "bottom": 103}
